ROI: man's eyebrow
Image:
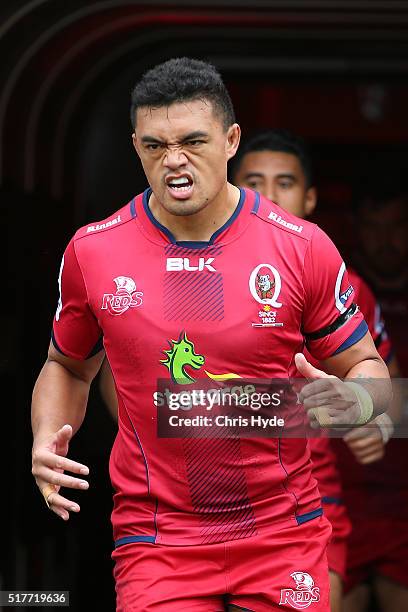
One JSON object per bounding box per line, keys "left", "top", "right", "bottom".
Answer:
{"left": 181, "top": 131, "right": 208, "bottom": 142}
{"left": 243, "top": 172, "right": 265, "bottom": 180}
{"left": 276, "top": 173, "right": 297, "bottom": 181}
{"left": 141, "top": 131, "right": 208, "bottom": 145}
{"left": 141, "top": 136, "right": 163, "bottom": 144}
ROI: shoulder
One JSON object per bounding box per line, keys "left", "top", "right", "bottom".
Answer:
{"left": 251, "top": 192, "right": 316, "bottom": 242}
{"left": 72, "top": 197, "right": 138, "bottom": 243}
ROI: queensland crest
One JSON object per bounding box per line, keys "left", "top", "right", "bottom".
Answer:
{"left": 249, "top": 263, "right": 282, "bottom": 307}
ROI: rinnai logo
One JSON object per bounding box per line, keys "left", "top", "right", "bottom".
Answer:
{"left": 166, "top": 257, "right": 216, "bottom": 272}
{"left": 87, "top": 214, "right": 121, "bottom": 233}
{"left": 279, "top": 572, "right": 320, "bottom": 610}
{"left": 268, "top": 211, "right": 303, "bottom": 233}
{"left": 101, "top": 276, "right": 143, "bottom": 315}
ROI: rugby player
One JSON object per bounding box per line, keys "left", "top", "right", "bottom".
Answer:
{"left": 32, "top": 59, "right": 391, "bottom": 611}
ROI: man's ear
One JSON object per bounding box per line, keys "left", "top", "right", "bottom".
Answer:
{"left": 305, "top": 186, "right": 317, "bottom": 217}
{"left": 226, "top": 123, "right": 241, "bottom": 161}
{"left": 132, "top": 132, "right": 139, "bottom": 155}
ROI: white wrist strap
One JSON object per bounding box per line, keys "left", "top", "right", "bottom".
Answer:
{"left": 344, "top": 381, "right": 374, "bottom": 425}
{"left": 375, "top": 412, "right": 394, "bottom": 444}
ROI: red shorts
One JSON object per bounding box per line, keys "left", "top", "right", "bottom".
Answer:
{"left": 113, "top": 516, "right": 332, "bottom": 611}
{"left": 345, "top": 517, "right": 408, "bottom": 592}
{"left": 323, "top": 500, "right": 351, "bottom": 582}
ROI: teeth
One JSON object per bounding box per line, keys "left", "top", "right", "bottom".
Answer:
{"left": 169, "top": 177, "right": 189, "bottom": 185}
{"left": 169, "top": 185, "right": 191, "bottom": 191}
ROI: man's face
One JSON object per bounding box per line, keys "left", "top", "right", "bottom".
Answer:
{"left": 233, "top": 150, "right": 316, "bottom": 219}
{"left": 358, "top": 197, "right": 408, "bottom": 277}
{"left": 132, "top": 99, "right": 240, "bottom": 217}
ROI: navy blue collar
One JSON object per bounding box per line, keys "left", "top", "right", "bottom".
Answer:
{"left": 142, "top": 187, "right": 246, "bottom": 249}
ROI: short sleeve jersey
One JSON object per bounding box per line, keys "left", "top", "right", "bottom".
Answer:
{"left": 52, "top": 188, "right": 367, "bottom": 547}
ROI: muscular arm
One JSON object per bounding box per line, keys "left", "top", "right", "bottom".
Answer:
{"left": 32, "top": 344, "right": 103, "bottom": 439}
{"left": 31, "top": 342, "right": 105, "bottom": 519}
{"left": 297, "top": 332, "right": 392, "bottom": 428}
{"left": 321, "top": 331, "right": 392, "bottom": 418}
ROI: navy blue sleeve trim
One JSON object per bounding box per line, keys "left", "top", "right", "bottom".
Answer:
{"left": 86, "top": 336, "right": 104, "bottom": 358}
{"left": 51, "top": 331, "right": 103, "bottom": 359}
{"left": 130, "top": 197, "right": 137, "bottom": 218}
{"left": 322, "top": 496, "right": 343, "bottom": 505}
{"left": 295, "top": 507, "right": 323, "bottom": 525}
{"left": 51, "top": 330, "right": 65, "bottom": 355}
{"left": 114, "top": 535, "right": 156, "bottom": 548}
{"left": 251, "top": 190, "right": 260, "bottom": 214}
{"left": 332, "top": 320, "right": 368, "bottom": 356}
{"left": 305, "top": 303, "right": 359, "bottom": 341}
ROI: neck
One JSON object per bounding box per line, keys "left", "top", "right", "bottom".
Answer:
{"left": 149, "top": 183, "right": 241, "bottom": 241}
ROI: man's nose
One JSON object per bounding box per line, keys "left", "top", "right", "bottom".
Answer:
{"left": 264, "top": 181, "right": 277, "bottom": 203}
{"left": 163, "top": 147, "right": 188, "bottom": 169}
{"left": 265, "top": 189, "right": 278, "bottom": 203}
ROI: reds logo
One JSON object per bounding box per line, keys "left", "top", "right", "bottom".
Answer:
{"left": 279, "top": 572, "right": 320, "bottom": 610}
{"left": 101, "top": 276, "right": 143, "bottom": 315}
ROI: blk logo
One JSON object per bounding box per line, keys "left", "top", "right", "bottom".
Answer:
{"left": 166, "top": 257, "right": 216, "bottom": 272}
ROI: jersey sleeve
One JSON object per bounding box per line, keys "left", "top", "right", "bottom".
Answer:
{"left": 302, "top": 227, "right": 367, "bottom": 361}
{"left": 352, "top": 274, "right": 393, "bottom": 363}
{"left": 52, "top": 238, "right": 103, "bottom": 360}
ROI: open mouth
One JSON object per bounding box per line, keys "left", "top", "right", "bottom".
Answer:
{"left": 165, "top": 175, "right": 194, "bottom": 199}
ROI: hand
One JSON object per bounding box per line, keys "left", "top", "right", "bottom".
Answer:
{"left": 344, "top": 424, "right": 385, "bottom": 464}
{"left": 295, "top": 353, "right": 361, "bottom": 428}
{"left": 32, "top": 424, "right": 90, "bottom": 520}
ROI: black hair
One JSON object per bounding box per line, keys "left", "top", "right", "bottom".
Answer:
{"left": 130, "top": 57, "right": 235, "bottom": 131}
{"left": 230, "top": 128, "right": 313, "bottom": 188}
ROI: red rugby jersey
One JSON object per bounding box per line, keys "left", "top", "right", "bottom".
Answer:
{"left": 52, "top": 188, "right": 366, "bottom": 546}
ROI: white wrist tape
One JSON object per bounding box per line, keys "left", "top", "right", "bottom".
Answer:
{"left": 344, "top": 381, "right": 374, "bottom": 425}
{"left": 375, "top": 412, "right": 394, "bottom": 444}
